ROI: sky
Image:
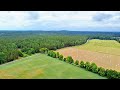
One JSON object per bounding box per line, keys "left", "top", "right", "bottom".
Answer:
{"left": 0, "top": 11, "right": 120, "bottom": 31}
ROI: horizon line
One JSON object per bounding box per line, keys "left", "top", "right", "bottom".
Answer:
{"left": 0, "top": 30, "right": 120, "bottom": 32}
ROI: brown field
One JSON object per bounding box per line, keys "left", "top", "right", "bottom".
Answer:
{"left": 56, "top": 40, "right": 120, "bottom": 72}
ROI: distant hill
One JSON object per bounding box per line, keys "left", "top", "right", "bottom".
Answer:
{"left": 0, "top": 30, "right": 120, "bottom": 37}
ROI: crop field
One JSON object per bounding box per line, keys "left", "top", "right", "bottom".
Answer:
{"left": 56, "top": 39, "right": 120, "bottom": 71}
{"left": 0, "top": 53, "right": 105, "bottom": 79}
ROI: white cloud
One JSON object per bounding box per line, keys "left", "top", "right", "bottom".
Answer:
{"left": 0, "top": 11, "right": 30, "bottom": 28}
{"left": 0, "top": 11, "right": 120, "bottom": 30}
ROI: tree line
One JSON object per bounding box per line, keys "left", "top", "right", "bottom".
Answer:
{"left": 0, "top": 33, "right": 88, "bottom": 64}
{"left": 40, "top": 48, "right": 120, "bottom": 79}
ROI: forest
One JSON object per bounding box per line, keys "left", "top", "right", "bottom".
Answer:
{"left": 0, "top": 31, "right": 120, "bottom": 64}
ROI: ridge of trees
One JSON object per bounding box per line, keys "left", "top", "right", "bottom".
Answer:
{"left": 41, "top": 48, "right": 120, "bottom": 79}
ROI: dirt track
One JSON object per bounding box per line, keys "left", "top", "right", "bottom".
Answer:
{"left": 56, "top": 47, "right": 120, "bottom": 71}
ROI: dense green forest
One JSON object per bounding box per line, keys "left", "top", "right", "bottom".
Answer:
{"left": 0, "top": 31, "right": 120, "bottom": 64}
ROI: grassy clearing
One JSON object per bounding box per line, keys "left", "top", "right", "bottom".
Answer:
{"left": 75, "top": 39, "right": 120, "bottom": 56}
{"left": 0, "top": 53, "right": 106, "bottom": 79}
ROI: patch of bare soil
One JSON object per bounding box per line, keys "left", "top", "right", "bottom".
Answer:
{"left": 56, "top": 47, "right": 120, "bottom": 71}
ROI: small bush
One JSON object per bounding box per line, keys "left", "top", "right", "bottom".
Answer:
{"left": 59, "top": 55, "right": 63, "bottom": 60}
{"left": 56, "top": 52, "right": 59, "bottom": 58}
{"left": 98, "top": 67, "right": 106, "bottom": 77}
{"left": 90, "top": 63, "right": 98, "bottom": 73}
{"left": 63, "top": 58, "right": 66, "bottom": 62}
{"left": 85, "top": 62, "right": 91, "bottom": 71}
{"left": 52, "top": 52, "right": 56, "bottom": 58}
{"left": 40, "top": 48, "right": 48, "bottom": 54}
{"left": 66, "top": 56, "right": 74, "bottom": 64}
{"left": 80, "top": 61, "right": 85, "bottom": 68}
{"left": 47, "top": 51, "right": 51, "bottom": 56}
{"left": 75, "top": 60, "right": 79, "bottom": 65}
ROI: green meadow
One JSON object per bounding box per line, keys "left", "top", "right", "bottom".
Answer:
{"left": 75, "top": 39, "right": 120, "bottom": 56}
{"left": 0, "top": 53, "right": 106, "bottom": 79}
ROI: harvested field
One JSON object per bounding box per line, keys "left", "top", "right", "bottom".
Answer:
{"left": 56, "top": 39, "right": 120, "bottom": 71}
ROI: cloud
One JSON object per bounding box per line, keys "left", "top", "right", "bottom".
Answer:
{"left": 0, "top": 11, "right": 31, "bottom": 28}
{"left": 27, "top": 11, "right": 40, "bottom": 20}
{"left": 92, "top": 12, "right": 120, "bottom": 28}
{"left": 0, "top": 11, "right": 120, "bottom": 30}
{"left": 92, "top": 13, "right": 113, "bottom": 22}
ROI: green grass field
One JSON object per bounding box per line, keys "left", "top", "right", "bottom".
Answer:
{"left": 0, "top": 53, "right": 106, "bottom": 79}
{"left": 75, "top": 39, "right": 120, "bottom": 56}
